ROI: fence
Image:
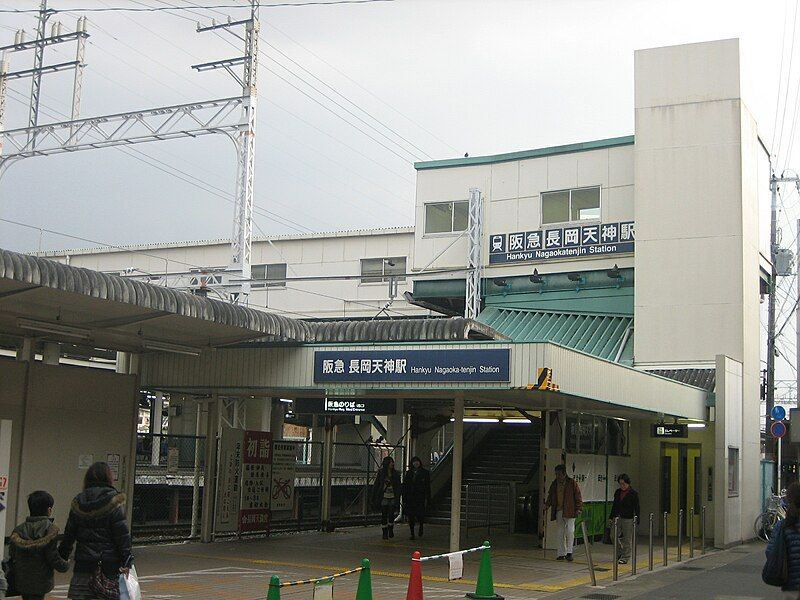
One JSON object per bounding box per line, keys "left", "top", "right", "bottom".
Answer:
{"left": 464, "top": 483, "right": 512, "bottom": 537}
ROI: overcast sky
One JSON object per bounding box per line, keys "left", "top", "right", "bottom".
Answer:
{"left": 1, "top": 0, "right": 800, "bottom": 385}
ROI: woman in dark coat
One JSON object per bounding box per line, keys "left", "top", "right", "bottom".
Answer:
{"left": 372, "top": 456, "right": 402, "bottom": 540}
{"left": 59, "top": 462, "right": 133, "bottom": 599}
{"left": 403, "top": 456, "right": 431, "bottom": 540}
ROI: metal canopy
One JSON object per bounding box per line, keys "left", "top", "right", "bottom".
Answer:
{"left": 0, "top": 248, "right": 500, "bottom": 353}
{"left": 478, "top": 307, "right": 633, "bottom": 362}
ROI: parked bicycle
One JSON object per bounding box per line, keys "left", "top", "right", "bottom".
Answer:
{"left": 755, "top": 491, "right": 787, "bottom": 542}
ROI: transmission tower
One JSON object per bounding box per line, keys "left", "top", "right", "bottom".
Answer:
{"left": 0, "top": 1, "right": 261, "bottom": 305}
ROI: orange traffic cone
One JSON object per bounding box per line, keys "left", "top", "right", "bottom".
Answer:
{"left": 406, "top": 551, "right": 424, "bottom": 600}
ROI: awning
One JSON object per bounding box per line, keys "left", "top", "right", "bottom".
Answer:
{"left": 478, "top": 307, "right": 633, "bottom": 363}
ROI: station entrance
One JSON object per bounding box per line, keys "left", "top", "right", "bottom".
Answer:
{"left": 661, "top": 443, "right": 703, "bottom": 537}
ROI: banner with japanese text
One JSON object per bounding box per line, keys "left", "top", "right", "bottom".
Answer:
{"left": 239, "top": 430, "right": 272, "bottom": 532}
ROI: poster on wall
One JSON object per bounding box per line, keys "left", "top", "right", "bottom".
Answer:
{"left": 565, "top": 454, "right": 634, "bottom": 502}
{"left": 271, "top": 441, "right": 297, "bottom": 512}
{"left": 215, "top": 427, "right": 244, "bottom": 534}
{"left": 106, "top": 454, "right": 121, "bottom": 481}
{"left": 239, "top": 430, "right": 272, "bottom": 533}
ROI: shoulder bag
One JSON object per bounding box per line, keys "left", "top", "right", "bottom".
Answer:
{"left": 90, "top": 562, "right": 121, "bottom": 600}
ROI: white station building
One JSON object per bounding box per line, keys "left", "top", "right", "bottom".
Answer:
{"left": 1, "top": 38, "right": 769, "bottom": 549}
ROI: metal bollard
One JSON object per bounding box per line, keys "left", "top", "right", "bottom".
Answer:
{"left": 632, "top": 515, "right": 638, "bottom": 575}
{"left": 663, "top": 512, "right": 669, "bottom": 567}
{"left": 689, "top": 507, "right": 695, "bottom": 559}
{"left": 701, "top": 505, "right": 706, "bottom": 555}
{"left": 612, "top": 517, "right": 620, "bottom": 581}
{"left": 677, "top": 509, "right": 683, "bottom": 562}
{"left": 648, "top": 513, "right": 654, "bottom": 571}
{"left": 581, "top": 520, "right": 597, "bottom": 587}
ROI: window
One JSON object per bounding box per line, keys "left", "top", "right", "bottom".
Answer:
{"left": 252, "top": 263, "right": 287, "bottom": 288}
{"left": 424, "top": 201, "right": 469, "bottom": 234}
{"left": 361, "top": 257, "right": 406, "bottom": 284}
{"left": 541, "top": 186, "right": 601, "bottom": 225}
{"left": 728, "top": 447, "right": 739, "bottom": 497}
{"left": 565, "top": 414, "right": 629, "bottom": 456}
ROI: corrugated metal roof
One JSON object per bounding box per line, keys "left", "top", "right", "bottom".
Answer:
{"left": 647, "top": 369, "right": 716, "bottom": 392}
{"left": 0, "top": 248, "right": 498, "bottom": 345}
{"left": 478, "top": 307, "right": 633, "bottom": 362}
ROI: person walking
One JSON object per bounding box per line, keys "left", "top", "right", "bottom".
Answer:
{"left": 372, "top": 456, "right": 402, "bottom": 540}
{"left": 766, "top": 482, "right": 800, "bottom": 598}
{"left": 9, "top": 490, "right": 70, "bottom": 600}
{"left": 609, "top": 473, "right": 640, "bottom": 565}
{"left": 544, "top": 464, "right": 583, "bottom": 561}
{"left": 403, "top": 456, "right": 432, "bottom": 541}
{"left": 58, "top": 462, "right": 133, "bottom": 599}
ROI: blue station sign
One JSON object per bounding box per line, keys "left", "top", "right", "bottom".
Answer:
{"left": 489, "top": 221, "right": 635, "bottom": 265}
{"left": 313, "top": 349, "right": 511, "bottom": 383}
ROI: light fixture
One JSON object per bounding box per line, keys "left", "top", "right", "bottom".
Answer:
{"left": 451, "top": 417, "right": 500, "bottom": 423}
{"left": 501, "top": 418, "right": 531, "bottom": 424}
{"left": 567, "top": 272, "right": 583, "bottom": 282}
{"left": 143, "top": 340, "right": 202, "bottom": 356}
{"left": 493, "top": 278, "right": 507, "bottom": 287}
{"left": 279, "top": 398, "right": 293, "bottom": 404}
{"left": 17, "top": 318, "right": 90, "bottom": 340}
{"left": 687, "top": 423, "right": 706, "bottom": 429}
{"left": 529, "top": 269, "right": 544, "bottom": 284}
{"left": 607, "top": 264, "right": 622, "bottom": 279}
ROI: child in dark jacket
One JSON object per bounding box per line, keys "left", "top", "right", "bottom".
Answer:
{"left": 9, "top": 490, "right": 70, "bottom": 600}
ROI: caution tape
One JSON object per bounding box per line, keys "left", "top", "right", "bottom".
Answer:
{"left": 417, "top": 544, "right": 488, "bottom": 562}
{"left": 279, "top": 566, "right": 363, "bottom": 587}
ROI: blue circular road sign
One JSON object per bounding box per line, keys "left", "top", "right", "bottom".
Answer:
{"left": 772, "top": 420, "right": 788, "bottom": 439}
{"left": 772, "top": 406, "right": 787, "bottom": 421}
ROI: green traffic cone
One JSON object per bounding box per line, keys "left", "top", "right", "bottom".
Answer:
{"left": 466, "top": 542, "right": 503, "bottom": 600}
{"left": 267, "top": 575, "right": 281, "bottom": 600}
{"left": 356, "top": 558, "right": 373, "bottom": 600}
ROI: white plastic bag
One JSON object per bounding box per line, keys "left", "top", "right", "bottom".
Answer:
{"left": 119, "top": 565, "right": 141, "bottom": 600}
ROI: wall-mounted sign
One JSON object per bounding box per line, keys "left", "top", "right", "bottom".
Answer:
{"left": 294, "top": 397, "right": 398, "bottom": 415}
{"left": 489, "top": 221, "right": 635, "bottom": 265}
{"left": 314, "top": 349, "right": 510, "bottom": 383}
{"left": 271, "top": 441, "right": 297, "bottom": 512}
{"left": 651, "top": 423, "right": 688, "bottom": 438}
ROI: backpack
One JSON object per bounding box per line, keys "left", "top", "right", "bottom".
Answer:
{"left": 763, "top": 521, "right": 790, "bottom": 587}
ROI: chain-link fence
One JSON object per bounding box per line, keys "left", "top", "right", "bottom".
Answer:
{"left": 133, "top": 433, "right": 205, "bottom": 542}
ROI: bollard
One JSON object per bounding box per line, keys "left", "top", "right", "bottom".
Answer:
{"left": 689, "top": 508, "right": 695, "bottom": 559}
{"left": 580, "top": 521, "right": 597, "bottom": 587}
{"left": 612, "top": 517, "right": 619, "bottom": 581}
{"left": 663, "top": 512, "right": 668, "bottom": 567}
{"left": 701, "top": 506, "right": 706, "bottom": 555}
{"left": 267, "top": 575, "right": 281, "bottom": 600}
{"left": 677, "top": 509, "right": 683, "bottom": 562}
{"left": 648, "top": 513, "right": 654, "bottom": 571}
{"left": 632, "top": 516, "right": 638, "bottom": 575}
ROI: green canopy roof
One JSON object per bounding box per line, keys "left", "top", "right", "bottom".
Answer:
{"left": 478, "top": 307, "right": 634, "bottom": 364}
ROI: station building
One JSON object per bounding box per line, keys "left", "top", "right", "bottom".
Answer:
{"left": 0, "top": 38, "right": 767, "bottom": 550}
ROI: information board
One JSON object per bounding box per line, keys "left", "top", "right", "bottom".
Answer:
{"left": 214, "top": 426, "right": 243, "bottom": 534}
{"left": 239, "top": 430, "right": 272, "bottom": 533}
{"left": 271, "top": 441, "right": 297, "bottom": 512}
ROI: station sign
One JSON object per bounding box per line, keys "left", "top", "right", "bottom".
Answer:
{"left": 294, "top": 397, "right": 397, "bottom": 415}
{"left": 651, "top": 423, "right": 688, "bottom": 438}
{"left": 488, "top": 221, "right": 634, "bottom": 265}
{"left": 313, "top": 349, "right": 511, "bottom": 383}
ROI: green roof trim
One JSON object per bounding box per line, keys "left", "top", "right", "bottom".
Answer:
{"left": 478, "top": 307, "right": 633, "bottom": 363}
{"left": 414, "top": 135, "right": 635, "bottom": 170}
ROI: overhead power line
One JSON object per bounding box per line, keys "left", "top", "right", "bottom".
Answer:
{"left": 0, "top": 1, "right": 395, "bottom": 14}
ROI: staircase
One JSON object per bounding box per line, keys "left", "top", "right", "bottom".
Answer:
{"left": 428, "top": 422, "right": 541, "bottom": 525}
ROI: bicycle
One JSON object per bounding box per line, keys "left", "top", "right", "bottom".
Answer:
{"left": 755, "top": 492, "right": 787, "bottom": 542}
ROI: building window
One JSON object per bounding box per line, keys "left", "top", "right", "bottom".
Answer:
{"left": 728, "top": 447, "right": 739, "bottom": 497}
{"left": 541, "top": 186, "right": 601, "bottom": 225}
{"left": 252, "top": 263, "right": 287, "bottom": 288}
{"left": 424, "top": 201, "right": 469, "bottom": 234}
{"left": 361, "top": 257, "right": 407, "bottom": 284}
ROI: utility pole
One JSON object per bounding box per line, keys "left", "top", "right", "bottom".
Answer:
{"left": 193, "top": 2, "right": 260, "bottom": 305}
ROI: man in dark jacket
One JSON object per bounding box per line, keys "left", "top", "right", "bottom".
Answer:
{"left": 58, "top": 483, "right": 132, "bottom": 581}
{"left": 609, "top": 473, "right": 640, "bottom": 564}
{"left": 544, "top": 464, "right": 583, "bottom": 561}
{"left": 9, "top": 490, "right": 70, "bottom": 600}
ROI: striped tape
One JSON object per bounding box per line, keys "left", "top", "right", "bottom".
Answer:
{"left": 418, "top": 545, "right": 488, "bottom": 562}
{"left": 279, "top": 566, "right": 363, "bottom": 587}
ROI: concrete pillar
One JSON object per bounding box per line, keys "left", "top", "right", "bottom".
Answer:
{"left": 115, "top": 351, "right": 130, "bottom": 374}
{"left": 450, "top": 397, "right": 464, "bottom": 552}
{"left": 151, "top": 392, "right": 164, "bottom": 467}
{"left": 190, "top": 400, "right": 203, "bottom": 539}
{"left": 321, "top": 417, "right": 334, "bottom": 528}
{"left": 386, "top": 399, "right": 405, "bottom": 445}
{"left": 200, "top": 395, "right": 219, "bottom": 543}
{"left": 169, "top": 489, "right": 180, "bottom": 525}
{"left": 41, "top": 342, "right": 59, "bottom": 365}
{"left": 270, "top": 399, "right": 285, "bottom": 440}
{"left": 16, "top": 338, "right": 34, "bottom": 362}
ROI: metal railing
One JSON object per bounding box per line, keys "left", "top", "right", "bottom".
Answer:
{"left": 464, "top": 482, "right": 512, "bottom": 536}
